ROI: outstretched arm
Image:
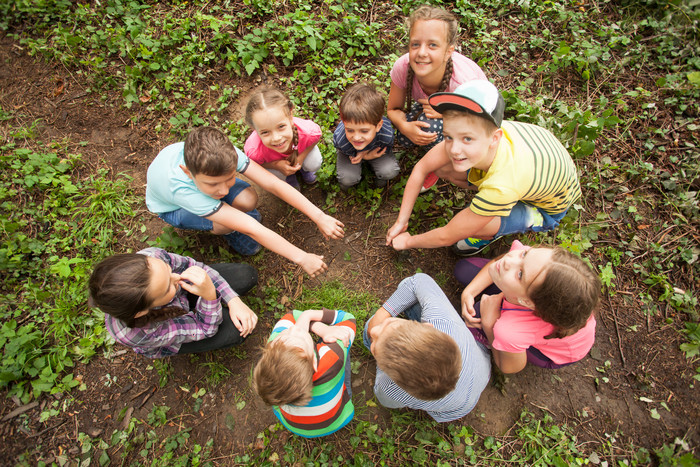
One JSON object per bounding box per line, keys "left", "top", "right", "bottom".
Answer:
{"left": 245, "top": 161, "right": 345, "bottom": 240}
{"left": 391, "top": 205, "right": 495, "bottom": 250}
{"left": 207, "top": 204, "right": 327, "bottom": 277}
{"left": 386, "top": 142, "right": 452, "bottom": 246}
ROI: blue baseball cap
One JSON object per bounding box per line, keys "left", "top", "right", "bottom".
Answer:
{"left": 429, "top": 80, "right": 505, "bottom": 127}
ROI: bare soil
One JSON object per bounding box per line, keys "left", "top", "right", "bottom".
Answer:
{"left": 0, "top": 36, "right": 697, "bottom": 464}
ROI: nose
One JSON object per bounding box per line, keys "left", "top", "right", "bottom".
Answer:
{"left": 418, "top": 44, "right": 428, "bottom": 56}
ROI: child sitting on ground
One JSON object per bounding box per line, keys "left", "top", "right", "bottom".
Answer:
{"left": 457, "top": 240, "right": 600, "bottom": 373}
{"left": 333, "top": 83, "right": 400, "bottom": 190}
{"left": 386, "top": 80, "right": 581, "bottom": 256}
{"left": 244, "top": 87, "right": 322, "bottom": 189}
{"left": 364, "top": 273, "right": 490, "bottom": 422}
{"left": 253, "top": 308, "right": 356, "bottom": 438}
{"left": 88, "top": 247, "right": 258, "bottom": 358}
{"left": 146, "top": 126, "right": 344, "bottom": 277}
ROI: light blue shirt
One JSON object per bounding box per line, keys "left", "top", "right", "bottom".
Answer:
{"left": 145, "top": 142, "right": 250, "bottom": 216}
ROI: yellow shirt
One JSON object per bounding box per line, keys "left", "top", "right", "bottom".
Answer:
{"left": 468, "top": 121, "right": 581, "bottom": 217}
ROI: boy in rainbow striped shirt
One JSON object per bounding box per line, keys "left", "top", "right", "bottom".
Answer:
{"left": 253, "top": 308, "right": 356, "bottom": 438}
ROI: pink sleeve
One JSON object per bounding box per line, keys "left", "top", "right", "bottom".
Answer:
{"left": 293, "top": 117, "right": 322, "bottom": 153}
{"left": 390, "top": 54, "right": 410, "bottom": 90}
{"left": 244, "top": 132, "right": 266, "bottom": 164}
{"left": 446, "top": 52, "right": 488, "bottom": 91}
{"left": 491, "top": 302, "right": 543, "bottom": 354}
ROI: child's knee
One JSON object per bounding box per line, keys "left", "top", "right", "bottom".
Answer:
{"left": 231, "top": 187, "right": 258, "bottom": 212}
{"left": 376, "top": 163, "right": 400, "bottom": 181}
{"left": 337, "top": 171, "right": 361, "bottom": 188}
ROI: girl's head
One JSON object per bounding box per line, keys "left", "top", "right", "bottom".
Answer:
{"left": 404, "top": 6, "right": 458, "bottom": 112}
{"left": 245, "top": 87, "right": 298, "bottom": 163}
{"left": 88, "top": 254, "right": 184, "bottom": 328}
{"left": 489, "top": 247, "right": 600, "bottom": 337}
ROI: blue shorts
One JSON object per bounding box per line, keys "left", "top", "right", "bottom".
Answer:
{"left": 495, "top": 202, "right": 568, "bottom": 238}
{"left": 158, "top": 179, "right": 251, "bottom": 231}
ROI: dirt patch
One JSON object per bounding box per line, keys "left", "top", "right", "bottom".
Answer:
{"left": 0, "top": 36, "right": 698, "bottom": 464}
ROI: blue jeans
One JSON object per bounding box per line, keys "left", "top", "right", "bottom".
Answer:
{"left": 158, "top": 179, "right": 261, "bottom": 255}
{"left": 362, "top": 303, "right": 422, "bottom": 351}
{"left": 496, "top": 202, "right": 568, "bottom": 238}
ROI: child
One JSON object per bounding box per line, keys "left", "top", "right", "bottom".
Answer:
{"left": 88, "top": 247, "right": 258, "bottom": 358}
{"left": 253, "top": 308, "right": 356, "bottom": 438}
{"left": 387, "top": 5, "right": 487, "bottom": 190}
{"left": 244, "top": 87, "right": 322, "bottom": 189}
{"left": 146, "top": 126, "right": 345, "bottom": 277}
{"left": 456, "top": 240, "right": 601, "bottom": 374}
{"left": 386, "top": 80, "right": 582, "bottom": 256}
{"left": 333, "top": 83, "right": 400, "bottom": 190}
{"left": 363, "top": 273, "right": 490, "bottom": 422}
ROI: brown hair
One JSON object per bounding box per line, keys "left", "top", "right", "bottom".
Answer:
{"left": 88, "top": 254, "right": 186, "bottom": 328}
{"left": 528, "top": 249, "right": 601, "bottom": 339}
{"left": 245, "top": 87, "right": 299, "bottom": 165}
{"left": 404, "top": 5, "right": 459, "bottom": 113}
{"left": 339, "top": 83, "right": 385, "bottom": 125}
{"left": 442, "top": 109, "right": 499, "bottom": 134}
{"left": 183, "top": 127, "right": 239, "bottom": 177}
{"left": 375, "top": 320, "right": 461, "bottom": 400}
{"left": 253, "top": 340, "right": 314, "bottom": 406}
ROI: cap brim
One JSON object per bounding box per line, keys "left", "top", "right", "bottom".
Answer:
{"left": 429, "top": 92, "right": 487, "bottom": 116}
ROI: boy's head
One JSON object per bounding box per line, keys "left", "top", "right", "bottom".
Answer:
{"left": 370, "top": 318, "right": 461, "bottom": 401}
{"left": 339, "top": 83, "right": 386, "bottom": 151}
{"left": 253, "top": 328, "right": 317, "bottom": 407}
{"left": 429, "top": 80, "right": 505, "bottom": 172}
{"left": 180, "top": 127, "right": 239, "bottom": 199}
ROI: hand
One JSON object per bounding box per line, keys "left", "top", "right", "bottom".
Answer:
{"left": 272, "top": 159, "right": 301, "bottom": 176}
{"left": 386, "top": 220, "right": 408, "bottom": 246}
{"left": 402, "top": 120, "right": 437, "bottom": 146}
{"left": 319, "top": 325, "right": 353, "bottom": 347}
{"left": 479, "top": 293, "right": 503, "bottom": 332}
{"left": 227, "top": 298, "right": 258, "bottom": 337}
{"left": 357, "top": 146, "right": 387, "bottom": 161}
{"left": 418, "top": 98, "right": 442, "bottom": 120}
{"left": 349, "top": 153, "right": 363, "bottom": 165}
{"left": 300, "top": 253, "right": 327, "bottom": 278}
{"left": 178, "top": 266, "right": 216, "bottom": 301}
{"left": 316, "top": 213, "right": 345, "bottom": 240}
{"left": 390, "top": 232, "right": 411, "bottom": 250}
{"left": 461, "top": 288, "right": 480, "bottom": 328}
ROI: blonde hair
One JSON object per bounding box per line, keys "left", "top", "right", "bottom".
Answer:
{"left": 375, "top": 320, "right": 461, "bottom": 400}
{"left": 404, "top": 5, "right": 459, "bottom": 113}
{"left": 244, "top": 87, "right": 299, "bottom": 165}
{"left": 253, "top": 339, "right": 314, "bottom": 406}
{"left": 442, "top": 109, "right": 499, "bottom": 134}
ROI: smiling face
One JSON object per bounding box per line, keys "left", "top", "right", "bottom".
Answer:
{"left": 146, "top": 256, "right": 181, "bottom": 309}
{"left": 488, "top": 247, "right": 554, "bottom": 305}
{"left": 251, "top": 106, "right": 295, "bottom": 155}
{"left": 343, "top": 120, "right": 383, "bottom": 151}
{"left": 442, "top": 113, "right": 501, "bottom": 172}
{"left": 408, "top": 19, "right": 454, "bottom": 83}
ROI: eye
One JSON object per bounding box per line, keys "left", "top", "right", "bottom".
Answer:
{"left": 463, "top": 137, "right": 472, "bottom": 143}
{"left": 518, "top": 270, "right": 523, "bottom": 280}
{"left": 444, "top": 135, "right": 453, "bottom": 141}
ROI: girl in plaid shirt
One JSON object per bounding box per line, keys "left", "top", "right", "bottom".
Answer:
{"left": 89, "top": 248, "right": 258, "bottom": 358}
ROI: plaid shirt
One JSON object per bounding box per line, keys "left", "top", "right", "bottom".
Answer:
{"left": 104, "top": 248, "right": 237, "bottom": 358}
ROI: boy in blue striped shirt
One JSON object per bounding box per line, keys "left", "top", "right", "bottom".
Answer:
{"left": 333, "top": 83, "right": 400, "bottom": 190}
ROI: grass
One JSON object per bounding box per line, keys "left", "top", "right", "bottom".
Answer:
{"left": 1, "top": 0, "right": 699, "bottom": 464}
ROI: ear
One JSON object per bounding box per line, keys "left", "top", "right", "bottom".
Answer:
{"left": 179, "top": 164, "right": 194, "bottom": 180}
{"left": 445, "top": 44, "right": 455, "bottom": 59}
{"left": 490, "top": 128, "right": 503, "bottom": 148}
{"left": 134, "top": 309, "right": 150, "bottom": 318}
{"left": 518, "top": 297, "right": 534, "bottom": 308}
{"left": 375, "top": 120, "right": 384, "bottom": 132}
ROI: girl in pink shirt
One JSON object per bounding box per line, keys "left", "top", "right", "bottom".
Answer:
{"left": 244, "top": 87, "right": 323, "bottom": 190}
{"left": 455, "top": 240, "right": 600, "bottom": 373}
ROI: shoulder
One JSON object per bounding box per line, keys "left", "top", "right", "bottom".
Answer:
{"left": 449, "top": 52, "right": 487, "bottom": 84}
{"left": 390, "top": 53, "right": 410, "bottom": 82}
{"left": 244, "top": 131, "right": 263, "bottom": 155}
{"left": 294, "top": 117, "right": 321, "bottom": 135}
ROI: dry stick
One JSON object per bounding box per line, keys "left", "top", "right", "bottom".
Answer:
{"left": 27, "top": 420, "right": 67, "bottom": 439}
{"left": 608, "top": 295, "right": 626, "bottom": 367}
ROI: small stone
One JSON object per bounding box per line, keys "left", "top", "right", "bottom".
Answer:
{"left": 102, "top": 404, "right": 110, "bottom": 411}
{"left": 87, "top": 427, "right": 103, "bottom": 437}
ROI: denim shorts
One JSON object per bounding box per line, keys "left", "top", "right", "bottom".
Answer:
{"left": 158, "top": 179, "right": 251, "bottom": 231}
{"left": 496, "top": 202, "right": 568, "bottom": 238}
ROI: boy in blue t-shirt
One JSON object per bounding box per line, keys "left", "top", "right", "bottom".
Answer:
{"left": 333, "top": 83, "right": 399, "bottom": 190}
{"left": 146, "top": 126, "right": 345, "bottom": 277}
